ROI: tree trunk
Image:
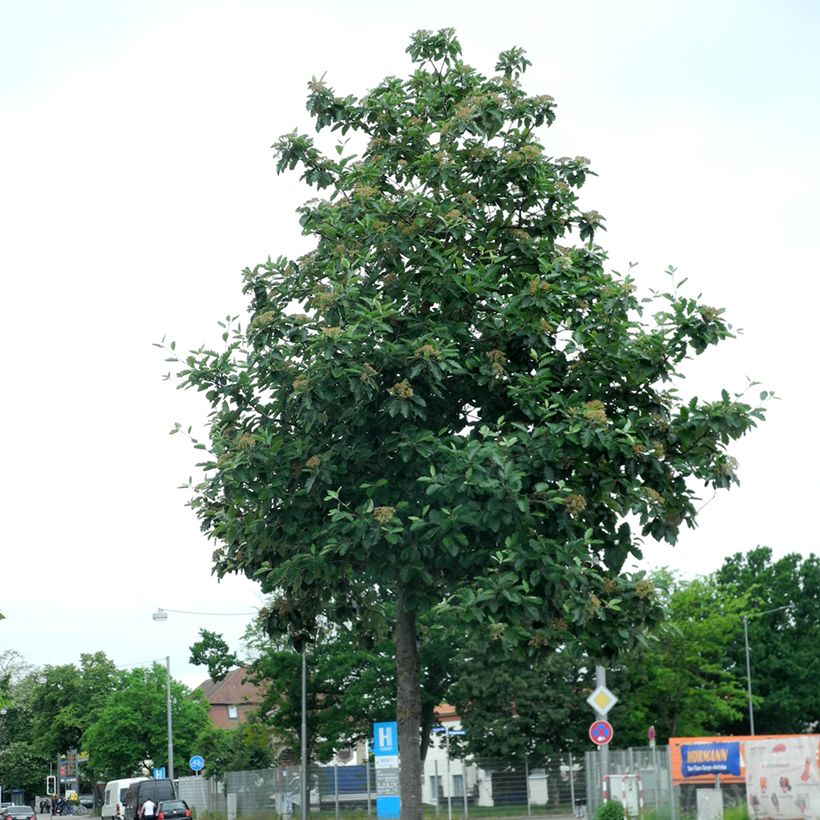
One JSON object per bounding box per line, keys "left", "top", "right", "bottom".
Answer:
{"left": 395, "top": 582, "right": 423, "bottom": 820}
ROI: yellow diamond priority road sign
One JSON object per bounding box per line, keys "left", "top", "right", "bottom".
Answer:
{"left": 586, "top": 685, "right": 618, "bottom": 715}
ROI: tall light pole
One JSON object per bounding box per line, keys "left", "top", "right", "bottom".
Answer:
{"left": 151, "top": 611, "right": 175, "bottom": 779}
{"left": 742, "top": 604, "right": 793, "bottom": 735}
{"left": 166, "top": 656, "right": 175, "bottom": 781}
{"left": 152, "top": 605, "right": 255, "bottom": 780}
{"left": 742, "top": 616, "right": 754, "bottom": 735}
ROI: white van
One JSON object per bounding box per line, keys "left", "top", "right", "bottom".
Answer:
{"left": 102, "top": 778, "right": 147, "bottom": 820}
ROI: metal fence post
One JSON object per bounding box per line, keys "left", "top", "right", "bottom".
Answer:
{"left": 446, "top": 733, "right": 453, "bottom": 820}
{"left": 334, "top": 762, "right": 339, "bottom": 820}
{"left": 435, "top": 759, "right": 440, "bottom": 817}
{"left": 463, "top": 761, "right": 469, "bottom": 818}
{"left": 366, "top": 745, "right": 372, "bottom": 818}
{"left": 525, "top": 757, "right": 532, "bottom": 816}
{"left": 569, "top": 752, "right": 577, "bottom": 816}
{"left": 668, "top": 746, "right": 676, "bottom": 820}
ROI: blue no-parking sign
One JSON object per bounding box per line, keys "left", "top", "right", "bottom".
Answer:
{"left": 589, "top": 720, "right": 614, "bottom": 745}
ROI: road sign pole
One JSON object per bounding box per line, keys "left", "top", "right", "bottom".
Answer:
{"left": 595, "top": 666, "right": 609, "bottom": 783}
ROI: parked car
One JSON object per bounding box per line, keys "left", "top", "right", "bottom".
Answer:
{"left": 2, "top": 806, "right": 35, "bottom": 820}
{"left": 156, "top": 801, "right": 190, "bottom": 820}
{"left": 123, "top": 781, "right": 175, "bottom": 820}
{"left": 102, "top": 778, "right": 148, "bottom": 820}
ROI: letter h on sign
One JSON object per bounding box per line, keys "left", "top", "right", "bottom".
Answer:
{"left": 373, "top": 721, "right": 399, "bottom": 756}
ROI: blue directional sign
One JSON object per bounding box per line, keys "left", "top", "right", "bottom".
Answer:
{"left": 373, "top": 722, "right": 400, "bottom": 820}
{"left": 189, "top": 755, "right": 205, "bottom": 772}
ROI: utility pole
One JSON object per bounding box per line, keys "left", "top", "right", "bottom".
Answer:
{"left": 166, "top": 656, "right": 175, "bottom": 781}
{"left": 742, "top": 604, "right": 793, "bottom": 735}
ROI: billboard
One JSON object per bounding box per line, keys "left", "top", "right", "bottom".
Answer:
{"left": 745, "top": 736, "right": 820, "bottom": 820}
{"left": 670, "top": 736, "right": 820, "bottom": 786}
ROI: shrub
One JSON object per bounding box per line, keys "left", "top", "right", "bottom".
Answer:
{"left": 595, "top": 800, "right": 625, "bottom": 820}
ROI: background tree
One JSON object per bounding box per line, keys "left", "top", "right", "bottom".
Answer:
{"left": 166, "top": 28, "right": 765, "bottom": 818}
{"left": 447, "top": 639, "right": 592, "bottom": 759}
{"left": 0, "top": 742, "right": 43, "bottom": 799}
{"left": 0, "top": 656, "right": 41, "bottom": 799}
{"left": 189, "top": 629, "right": 240, "bottom": 683}
{"left": 28, "top": 653, "right": 119, "bottom": 791}
{"left": 716, "top": 547, "right": 820, "bottom": 734}
{"left": 194, "top": 604, "right": 456, "bottom": 763}
{"left": 252, "top": 613, "right": 455, "bottom": 763}
{"left": 609, "top": 573, "right": 749, "bottom": 743}
{"left": 192, "top": 718, "right": 274, "bottom": 780}
{"left": 84, "top": 663, "right": 209, "bottom": 780}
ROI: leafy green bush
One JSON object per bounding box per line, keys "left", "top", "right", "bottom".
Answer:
{"left": 594, "top": 800, "right": 625, "bottom": 820}
{"left": 724, "top": 806, "right": 750, "bottom": 820}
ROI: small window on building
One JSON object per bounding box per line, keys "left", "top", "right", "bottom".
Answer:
{"left": 429, "top": 775, "right": 442, "bottom": 798}
{"left": 452, "top": 774, "right": 464, "bottom": 798}
{"left": 227, "top": 704, "right": 239, "bottom": 720}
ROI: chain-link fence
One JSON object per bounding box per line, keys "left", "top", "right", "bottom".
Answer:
{"left": 585, "top": 746, "right": 673, "bottom": 819}
{"left": 181, "top": 745, "right": 754, "bottom": 819}
{"left": 180, "top": 753, "right": 587, "bottom": 819}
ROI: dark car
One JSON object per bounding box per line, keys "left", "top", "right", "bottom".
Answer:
{"left": 123, "top": 781, "right": 175, "bottom": 820}
{"left": 156, "top": 801, "right": 190, "bottom": 820}
{"left": 2, "top": 806, "right": 35, "bottom": 820}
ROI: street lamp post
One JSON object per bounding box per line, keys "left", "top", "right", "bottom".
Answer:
{"left": 166, "top": 657, "right": 175, "bottom": 781}
{"left": 743, "top": 616, "right": 754, "bottom": 735}
{"left": 742, "top": 604, "right": 793, "bottom": 735}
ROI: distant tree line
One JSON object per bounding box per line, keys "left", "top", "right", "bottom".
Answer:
{"left": 0, "top": 654, "right": 261, "bottom": 800}
{"left": 2, "top": 544, "right": 815, "bottom": 802}
{"left": 191, "top": 546, "right": 820, "bottom": 762}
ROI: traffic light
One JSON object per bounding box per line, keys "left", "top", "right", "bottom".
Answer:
{"left": 46, "top": 775, "right": 57, "bottom": 795}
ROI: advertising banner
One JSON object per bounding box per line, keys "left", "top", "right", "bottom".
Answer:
{"left": 746, "top": 736, "right": 820, "bottom": 820}
{"left": 681, "top": 742, "right": 742, "bottom": 777}
{"left": 670, "top": 736, "right": 820, "bottom": 786}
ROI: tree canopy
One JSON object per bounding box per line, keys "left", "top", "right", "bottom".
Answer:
{"left": 84, "top": 663, "right": 209, "bottom": 781}
{"left": 716, "top": 547, "right": 820, "bottom": 734}
{"left": 166, "top": 28, "right": 766, "bottom": 819}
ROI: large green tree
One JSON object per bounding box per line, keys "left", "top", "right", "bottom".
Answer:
{"left": 84, "top": 663, "right": 209, "bottom": 781}
{"left": 192, "top": 719, "right": 275, "bottom": 780}
{"left": 0, "top": 654, "right": 42, "bottom": 800}
{"left": 608, "top": 573, "right": 750, "bottom": 743}
{"left": 250, "top": 606, "right": 456, "bottom": 763}
{"left": 716, "top": 547, "right": 820, "bottom": 734}
{"left": 166, "top": 29, "right": 765, "bottom": 819}
{"left": 0, "top": 742, "right": 43, "bottom": 799}
{"left": 191, "top": 607, "right": 456, "bottom": 764}
{"left": 447, "top": 639, "right": 593, "bottom": 759}
{"left": 31, "top": 653, "right": 119, "bottom": 759}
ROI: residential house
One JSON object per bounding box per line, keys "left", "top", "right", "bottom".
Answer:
{"left": 197, "top": 667, "right": 263, "bottom": 728}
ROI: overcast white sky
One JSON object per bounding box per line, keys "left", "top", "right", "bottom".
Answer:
{"left": 1, "top": 0, "right": 818, "bottom": 688}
